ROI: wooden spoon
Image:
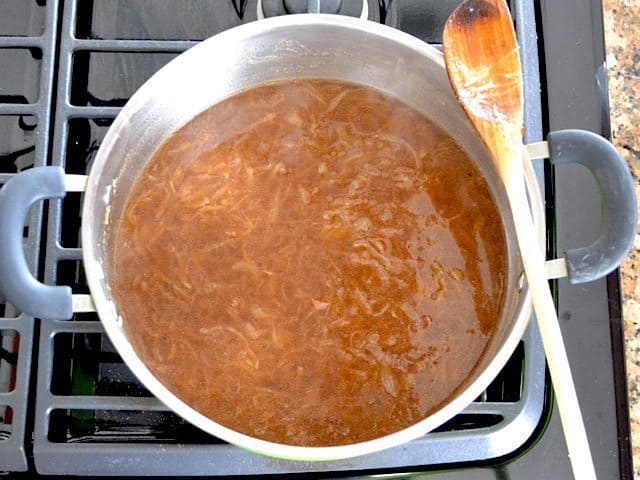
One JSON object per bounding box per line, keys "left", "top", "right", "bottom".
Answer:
{"left": 443, "top": 1, "right": 596, "bottom": 479}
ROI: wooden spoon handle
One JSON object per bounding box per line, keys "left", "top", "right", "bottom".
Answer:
{"left": 507, "top": 177, "right": 597, "bottom": 480}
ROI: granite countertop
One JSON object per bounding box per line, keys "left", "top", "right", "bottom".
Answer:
{"left": 603, "top": 0, "right": 640, "bottom": 476}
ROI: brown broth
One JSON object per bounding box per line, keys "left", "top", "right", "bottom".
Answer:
{"left": 112, "top": 79, "right": 507, "bottom": 446}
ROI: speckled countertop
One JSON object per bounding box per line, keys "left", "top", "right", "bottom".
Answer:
{"left": 603, "top": 0, "right": 640, "bottom": 477}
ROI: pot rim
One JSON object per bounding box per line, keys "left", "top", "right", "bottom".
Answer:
{"left": 81, "top": 13, "right": 534, "bottom": 461}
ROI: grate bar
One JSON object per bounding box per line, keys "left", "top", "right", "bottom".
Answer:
{"left": 64, "top": 105, "right": 121, "bottom": 118}
{"left": 0, "top": 104, "right": 38, "bottom": 115}
{"left": 45, "top": 321, "right": 104, "bottom": 334}
{"left": 46, "top": 395, "right": 165, "bottom": 411}
{"left": 52, "top": 247, "right": 83, "bottom": 261}
{"left": 39, "top": 394, "right": 523, "bottom": 417}
{"left": 72, "top": 39, "right": 198, "bottom": 53}
{"left": 0, "top": 316, "right": 22, "bottom": 327}
{"left": 462, "top": 402, "right": 522, "bottom": 418}
{"left": 34, "top": 423, "right": 531, "bottom": 477}
{"left": 0, "top": 36, "right": 44, "bottom": 49}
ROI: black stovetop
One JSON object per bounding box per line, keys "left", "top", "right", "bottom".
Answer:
{"left": 0, "top": 1, "right": 631, "bottom": 478}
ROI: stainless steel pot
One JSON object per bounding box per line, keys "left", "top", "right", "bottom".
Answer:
{"left": 0, "top": 15, "right": 635, "bottom": 461}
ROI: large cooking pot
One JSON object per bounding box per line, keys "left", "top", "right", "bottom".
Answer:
{"left": 0, "top": 15, "right": 635, "bottom": 461}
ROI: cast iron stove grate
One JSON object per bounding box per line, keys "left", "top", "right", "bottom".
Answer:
{"left": 0, "top": 0, "right": 58, "bottom": 472}
{"left": 31, "top": 0, "right": 548, "bottom": 475}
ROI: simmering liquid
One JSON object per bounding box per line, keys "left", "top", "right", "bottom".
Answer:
{"left": 113, "top": 79, "right": 507, "bottom": 446}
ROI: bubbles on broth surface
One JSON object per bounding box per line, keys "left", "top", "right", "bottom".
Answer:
{"left": 113, "top": 79, "right": 507, "bottom": 446}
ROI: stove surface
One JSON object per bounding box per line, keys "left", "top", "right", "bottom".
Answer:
{"left": 0, "top": 0, "right": 631, "bottom": 478}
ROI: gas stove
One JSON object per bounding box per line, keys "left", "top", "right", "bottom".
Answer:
{"left": 0, "top": 1, "right": 631, "bottom": 478}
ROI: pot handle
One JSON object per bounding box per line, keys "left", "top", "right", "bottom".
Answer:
{"left": 547, "top": 129, "right": 637, "bottom": 284}
{"left": 0, "top": 166, "right": 73, "bottom": 319}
